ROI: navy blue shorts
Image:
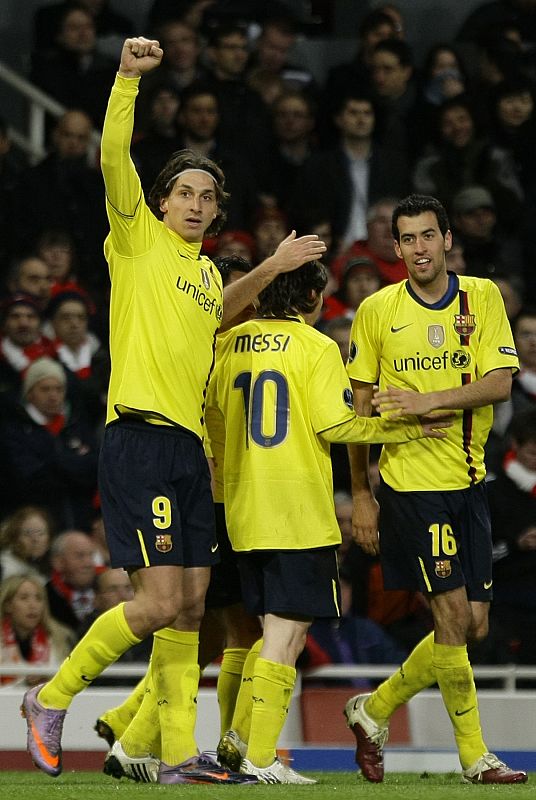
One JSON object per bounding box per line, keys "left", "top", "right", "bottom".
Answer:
{"left": 99, "top": 420, "right": 218, "bottom": 570}
{"left": 204, "top": 503, "right": 242, "bottom": 609}
{"left": 378, "top": 479, "right": 493, "bottom": 602}
{"left": 236, "top": 547, "right": 341, "bottom": 619}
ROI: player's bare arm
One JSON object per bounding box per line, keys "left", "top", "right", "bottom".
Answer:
{"left": 348, "top": 379, "right": 379, "bottom": 556}
{"left": 221, "top": 230, "right": 326, "bottom": 326}
{"left": 118, "top": 37, "right": 163, "bottom": 79}
{"left": 372, "top": 367, "right": 512, "bottom": 417}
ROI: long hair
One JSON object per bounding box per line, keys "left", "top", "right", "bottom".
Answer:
{"left": 147, "top": 149, "right": 229, "bottom": 236}
{"left": 0, "top": 574, "right": 53, "bottom": 633}
{"left": 258, "top": 260, "right": 327, "bottom": 317}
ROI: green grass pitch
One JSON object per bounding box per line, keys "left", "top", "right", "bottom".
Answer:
{"left": 0, "top": 771, "right": 533, "bottom": 798}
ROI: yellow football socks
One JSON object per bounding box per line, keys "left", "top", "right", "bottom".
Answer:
{"left": 120, "top": 666, "right": 161, "bottom": 758}
{"left": 152, "top": 628, "right": 200, "bottom": 766}
{"left": 432, "top": 642, "right": 486, "bottom": 768}
{"left": 39, "top": 603, "right": 141, "bottom": 710}
{"left": 217, "top": 647, "right": 249, "bottom": 736}
{"left": 232, "top": 637, "right": 263, "bottom": 743}
{"left": 99, "top": 674, "right": 148, "bottom": 742}
{"left": 366, "top": 632, "right": 435, "bottom": 723}
{"left": 246, "top": 657, "right": 296, "bottom": 768}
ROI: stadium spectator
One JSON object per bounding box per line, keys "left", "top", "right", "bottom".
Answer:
{"left": 6, "top": 255, "right": 53, "bottom": 313}
{"left": 46, "top": 530, "right": 99, "bottom": 632}
{"left": 33, "top": 0, "right": 133, "bottom": 60}
{"left": 321, "top": 9, "right": 398, "bottom": 143}
{"left": 30, "top": 4, "right": 117, "bottom": 128}
{"left": 290, "top": 93, "right": 409, "bottom": 256}
{"left": 450, "top": 185, "right": 525, "bottom": 283}
{"left": 246, "top": 15, "right": 316, "bottom": 96}
{"left": 135, "top": 19, "right": 205, "bottom": 131}
{"left": 10, "top": 110, "right": 109, "bottom": 295}
{"left": 36, "top": 229, "right": 85, "bottom": 298}
{"left": 0, "top": 506, "right": 54, "bottom": 584}
{"left": 252, "top": 207, "right": 288, "bottom": 262}
{"left": 412, "top": 96, "right": 524, "bottom": 229}
{"left": 344, "top": 193, "right": 525, "bottom": 784}
{"left": 368, "top": 38, "right": 417, "bottom": 161}
{"left": 204, "top": 22, "right": 273, "bottom": 170}
{"left": 131, "top": 83, "right": 182, "bottom": 181}
{"left": 213, "top": 230, "right": 256, "bottom": 263}
{"left": 488, "top": 406, "right": 536, "bottom": 664}
{"left": 0, "top": 574, "right": 73, "bottom": 686}
{"left": 0, "top": 294, "right": 55, "bottom": 415}
{"left": 0, "top": 356, "right": 99, "bottom": 530}
{"left": 263, "top": 89, "right": 318, "bottom": 210}
{"left": 331, "top": 197, "right": 407, "bottom": 285}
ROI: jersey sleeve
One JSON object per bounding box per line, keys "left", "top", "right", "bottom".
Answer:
{"left": 477, "top": 281, "right": 519, "bottom": 377}
{"left": 320, "top": 414, "right": 422, "bottom": 444}
{"left": 308, "top": 340, "right": 359, "bottom": 433}
{"left": 101, "top": 74, "right": 160, "bottom": 257}
{"left": 346, "top": 296, "right": 381, "bottom": 384}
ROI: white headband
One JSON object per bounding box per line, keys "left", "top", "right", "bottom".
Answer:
{"left": 167, "top": 168, "right": 217, "bottom": 188}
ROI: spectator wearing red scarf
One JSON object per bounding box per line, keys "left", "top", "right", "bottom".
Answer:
{"left": 0, "top": 574, "right": 73, "bottom": 685}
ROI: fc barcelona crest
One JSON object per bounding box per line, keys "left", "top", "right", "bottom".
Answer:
{"left": 453, "top": 314, "right": 476, "bottom": 336}
{"left": 155, "top": 534, "right": 173, "bottom": 553}
{"left": 435, "top": 559, "right": 452, "bottom": 579}
{"left": 200, "top": 268, "right": 211, "bottom": 290}
{"left": 428, "top": 325, "right": 445, "bottom": 348}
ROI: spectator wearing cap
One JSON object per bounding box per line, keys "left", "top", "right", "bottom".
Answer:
{"left": 322, "top": 256, "right": 381, "bottom": 324}
{"left": 213, "top": 230, "right": 256, "bottom": 262}
{"left": 331, "top": 197, "right": 407, "bottom": 285}
{"left": 451, "top": 185, "right": 524, "bottom": 284}
{"left": 0, "top": 356, "right": 98, "bottom": 531}
{"left": 0, "top": 294, "right": 55, "bottom": 416}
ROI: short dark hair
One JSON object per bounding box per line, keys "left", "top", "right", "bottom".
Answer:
{"left": 392, "top": 194, "right": 450, "bottom": 242}
{"left": 258, "top": 260, "right": 327, "bottom": 317}
{"left": 373, "top": 38, "right": 413, "bottom": 68}
{"left": 147, "top": 149, "right": 229, "bottom": 236}
{"left": 213, "top": 254, "right": 252, "bottom": 286}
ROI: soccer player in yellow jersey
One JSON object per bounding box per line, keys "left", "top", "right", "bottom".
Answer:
{"left": 208, "top": 259, "right": 452, "bottom": 783}
{"left": 21, "top": 37, "right": 326, "bottom": 786}
{"left": 343, "top": 194, "right": 527, "bottom": 785}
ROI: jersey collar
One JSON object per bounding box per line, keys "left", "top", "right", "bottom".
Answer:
{"left": 405, "top": 271, "right": 459, "bottom": 310}
{"left": 165, "top": 227, "right": 203, "bottom": 260}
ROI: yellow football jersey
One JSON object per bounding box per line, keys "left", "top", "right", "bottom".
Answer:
{"left": 210, "top": 316, "right": 424, "bottom": 551}
{"left": 101, "top": 75, "right": 223, "bottom": 437}
{"left": 347, "top": 273, "right": 519, "bottom": 490}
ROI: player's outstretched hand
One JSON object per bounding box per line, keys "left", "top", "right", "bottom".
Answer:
{"left": 269, "top": 230, "right": 327, "bottom": 274}
{"left": 373, "top": 386, "right": 435, "bottom": 417}
{"left": 118, "top": 37, "right": 163, "bottom": 78}
{"left": 418, "top": 412, "right": 455, "bottom": 439}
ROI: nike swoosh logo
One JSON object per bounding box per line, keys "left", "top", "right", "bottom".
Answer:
{"left": 484, "top": 580, "right": 493, "bottom": 589}
{"left": 30, "top": 720, "right": 60, "bottom": 768}
{"left": 390, "top": 324, "right": 413, "bottom": 333}
{"left": 211, "top": 542, "right": 219, "bottom": 553}
{"left": 455, "top": 707, "right": 475, "bottom": 716}
{"left": 81, "top": 675, "right": 92, "bottom": 683}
